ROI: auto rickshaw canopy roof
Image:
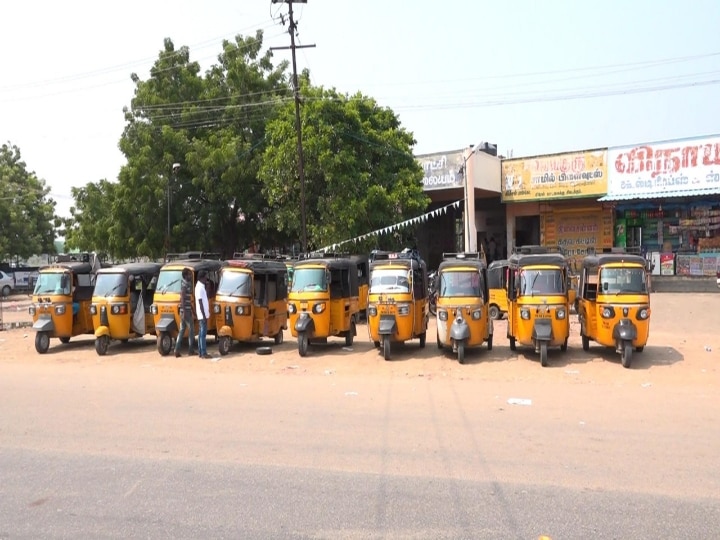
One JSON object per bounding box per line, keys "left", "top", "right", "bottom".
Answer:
{"left": 294, "top": 257, "right": 356, "bottom": 272}
{"left": 437, "top": 257, "right": 487, "bottom": 273}
{"left": 509, "top": 252, "right": 569, "bottom": 269}
{"left": 488, "top": 259, "right": 509, "bottom": 271}
{"left": 40, "top": 261, "right": 98, "bottom": 274}
{"left": 160, "top": 259, "right": 226, "bottom": 272}
{"left": 225, "top": 258, "right": 288, "bottom": 274}
{"left": 581, "top": 253, "right": 648, "bottom": 271}
{"left": 96, "top": 262, "right": 163, "bottom": 277}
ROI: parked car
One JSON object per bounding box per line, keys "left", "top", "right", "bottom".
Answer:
{"left": 1, "top": 270, "right": 15, "bottom": 297}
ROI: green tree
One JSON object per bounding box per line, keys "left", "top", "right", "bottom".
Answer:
{"left": 61, "top": 180, "right": 117, "bottom": 255}
{"left": 111, "top": 32, "right": 290, "bottom": 259}
{"left": 259, "top": 76, "right": 429, "bottom": 251}
{"left": 0, "top": 143, "right": 56, "bottom": 260}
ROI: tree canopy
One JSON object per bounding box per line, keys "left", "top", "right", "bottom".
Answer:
{"left": 0, "top": 143, "right": 56, "bottom": 260}
{"left": 63, "top": 32, "right": 428, "bottom": 259}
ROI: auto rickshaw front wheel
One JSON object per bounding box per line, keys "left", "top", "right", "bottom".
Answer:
{"left": 157, "top": 332, "right": 173, "bottom": 356}
{"left": 345, "top": 321, "right": 355, "bottom": 347}
{"left": 457, "top": 341, "right": 465, "bottom": 364}
{"left": 218, "top": 336, "right": 232, "bottom": 356}
{"left": 382, "top": 337, "right": 391, "bottom": 361}
{"left": 621, "top": 341, "right": 633, "bottom": 369}
{"left": 298, "top": 332, "right": 309, "bottom": 357}
{"left": 35, "top": 332, "right": 50, "bottom": 354}
{"left": 95, "top": 335, "right": 109, "bottom": 356}
{"left": 489, "top": 305, "right": 501, "bottom": 320}
{"left": 539, "top": 342, "right": 549, "bottom": 367}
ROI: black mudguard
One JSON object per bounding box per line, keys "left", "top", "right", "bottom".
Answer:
{"left": 532, "top": 318, "right": 553, "bottom": 341}
{"left": 378, "top": 315, "right": 397, "bottom": 335}
{"left": 613, "top": 319, "right": 637, "bottom": 341}
{"left": 295, "top": 312, "right": 315, "bottom": 333}
{"left": 155, "top": 315, "right": 177, "bottom": 333}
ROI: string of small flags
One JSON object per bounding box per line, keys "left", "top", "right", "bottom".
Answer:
{"left": 319, "top": 199, "right": 462, "bottom": 252}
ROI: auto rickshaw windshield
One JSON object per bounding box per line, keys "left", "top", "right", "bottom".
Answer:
{"left": 94, "top": 272, "right": 128, "bottom": 297}
{"left": 519, "top": 269, "right": 565, "bottom": 296}
{"left": 439, "top": 270, "right": 484, "bottom": 297}
{"left": 370, "top": 269, "right": 410, "bottom": 293}
{"left": 291, "top": 268, "right": 327, "bottom": 292}
{"left": 34, "top": 272, "right": 70, "bottom": 295}
{"left": 218, "top": 271, "right": 251, "bottom": 296}
{"left": 156, "top": 270, "right": 183, "bottom": 294}
{"left": 600, "top": 267, "right": 647, "bottom": 294}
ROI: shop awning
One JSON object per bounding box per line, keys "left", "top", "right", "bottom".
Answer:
{"left": 598, "top": 187, "right": 720, "bottom": 201}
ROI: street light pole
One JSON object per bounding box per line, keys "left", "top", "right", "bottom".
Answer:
{"left": 462, "top": 143, "right": 485, "bottom": 253}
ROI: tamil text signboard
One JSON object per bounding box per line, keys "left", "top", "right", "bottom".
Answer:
{"left": 417, "top": 151, "right": 464, "bottom": 191}
{"left": 501, "top": 150, "right": 608, "bottom": 202}
{"left": 606, "top": 135, "right": 720, "bottom": 198}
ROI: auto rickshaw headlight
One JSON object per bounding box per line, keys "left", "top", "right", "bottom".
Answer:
{"left": 368, "top": 305, "right": 377, "bottom": 317}
{"left": 438, "top": 310, "right": 448, "bottom": 321}
{"left": 520, "top": 308, "right": 531, "bottom": 320}
{"left": 150, "top": 304, "right": 158, "bottom": 315}
{"left": 622, "top": 307, "right": 629, "bottom": 317}
{"left": 601, "top": 306, "right": 615, "bottom": 319}
{"left": 55, "top": 304, "right": 66, "bottom": 315}
{"left": 556, "top": 307, "right": 566, "bottom": 320}
{"left": 637, "top": 307, "right": 649, "bottom": 320}
{"left": 213, "top": 303, "right": 221, "bottom": 314}
{"left": 29, "top": 305, "right": 36, "bottom": 316}
{"left": 90, "top": 304, "right": 97, "bottom": 315}
{"left": 397, "top": 303, "right": 410, "bottom": 316}
{"left": 111, "top": 303, "right": 128, "bottom": 315}
{"left": 288, "top": 303, "right": 297, "bottom": 314}
{"left": 471, "top": 309, "right": 482, "bottom": 320}
{"left": 312, "top": 302, "right": 326, "bottom": 314}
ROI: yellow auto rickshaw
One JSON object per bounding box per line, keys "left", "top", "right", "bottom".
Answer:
{"left": 91, "top": 262, "right": 162, "bottom": 356}
{"left": 352, "top": 254, "right": 370, "bottom": 319}
{"left": 151, "top": 257, "right": 225, "bottom": 356}
{"left": 506, "top": 247, "right": 572, "bottom": 367}
{"left": 435, "top": 252, "right": 492, "bottom": 364}
{"left": 214, "top": 256, "right": 289, "bottom": 355}
{"left": 288, "top": 255, "right": 359, "bottom": 356}
{"left": 487, "top": 259, "right": 509, "bottom": 320}
{"left": 29, "top": 253, "right": 107, "bottom": 354}
{"left": 367, "top": 249, "right": 429, "bottom": 361}
{"left": 577, "top": 252, "right": 651, "bottom": 368}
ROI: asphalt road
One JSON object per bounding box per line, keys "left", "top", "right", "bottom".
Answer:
{"left": 1, "top": 293, "right": 719, "bottom": 539}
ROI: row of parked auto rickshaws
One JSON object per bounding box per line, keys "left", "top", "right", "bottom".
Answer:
{"left": 27, "top": 246, "right": 652, "bottom": 367}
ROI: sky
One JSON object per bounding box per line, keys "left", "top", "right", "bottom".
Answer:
{"left": 2, "top": 0, "right": 720, "bottom": 218}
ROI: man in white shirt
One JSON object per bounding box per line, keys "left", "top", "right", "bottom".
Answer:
{"left": 194, "top": 270, "right": 211, "bottom": 359}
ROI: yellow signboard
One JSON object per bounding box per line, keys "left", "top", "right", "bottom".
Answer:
{"left": 541, "top": 208, "right": 614, "bottom": 271}
{"left": 501, "top": 150, "right": 608, "bottom": 202}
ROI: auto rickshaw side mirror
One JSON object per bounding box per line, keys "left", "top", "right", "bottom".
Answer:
{"left": 60, "top": 274, "right": 69, "bottom": 291}
{"left": 603, "top": 282, "right": 609, "bottom": 291}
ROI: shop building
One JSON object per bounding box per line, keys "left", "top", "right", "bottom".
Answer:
{"left": 501, "top": 148, "right": 612, "bottom": 272}
{"left": 599, "top": 134, "right": 720, "bottom": 278}
{"left": 416, "top": 144, "right": 502, "bottom": 269}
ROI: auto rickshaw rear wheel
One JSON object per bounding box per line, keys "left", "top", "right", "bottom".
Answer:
{"left": 581, "top": 334, "right": 590, "bottom": 351}
{"left": 382, "top": 337, "right": 391, "bottom": 361}
{"left": 540, "top": 342, "right": 549, "bottom": 367}
{"left": 95, "top": 335, "right": 109, "bottom": 356}
{"left": 509, "top": 337, "right": 516, "bottom": 351}
{"left": 487, "top": 334, "right": 493, "bottom": 351}
{"left": 419, "top": 332, "right": 426, "bottom": 348}
{"left": 345, "top": 322, "right": 355, "bottom": 347}
{"left": 489, "top": 305, "right": 500, "bottom": 320}
{"left": 621, "top": 342, "right": 633, "bottom": 369}
{"left": 59, "top": 337, "right": 70, "bottom": 344}
{"left": 35, "top": 332, "right": 50, "bottom": 354}
{"left": 560, "top": 338, "right": 568, "bottom": 352}
{"left": 274, "top": 331, "right": 284, "bottom": 345}
{"left": 635, "top": 346, "right": 644, "bottom": 353}
{"left": 436, "top": 332, "right": 443, "bottom": 350}
{"left": 373, "top": 340, "right": 380, "bottom": 348}
{"left": 298, "top": 332, "right": 309, "bottom": 357}
{"left": 157, "top": 332, "right": 173, "bottom": 356}
{"left": 457, "top": 341, "right": 465, "bottom": 364}
{"left": 218, "top": 336, "right": 231, "bottom": 356}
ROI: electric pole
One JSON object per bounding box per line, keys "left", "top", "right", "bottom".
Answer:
{"left": 270, "top": 0, "right": 315, "bottom": 253}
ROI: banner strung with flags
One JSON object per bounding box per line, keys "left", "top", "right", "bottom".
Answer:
{"left": 319, "top": 200, "right": 461, "bottom": 253}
